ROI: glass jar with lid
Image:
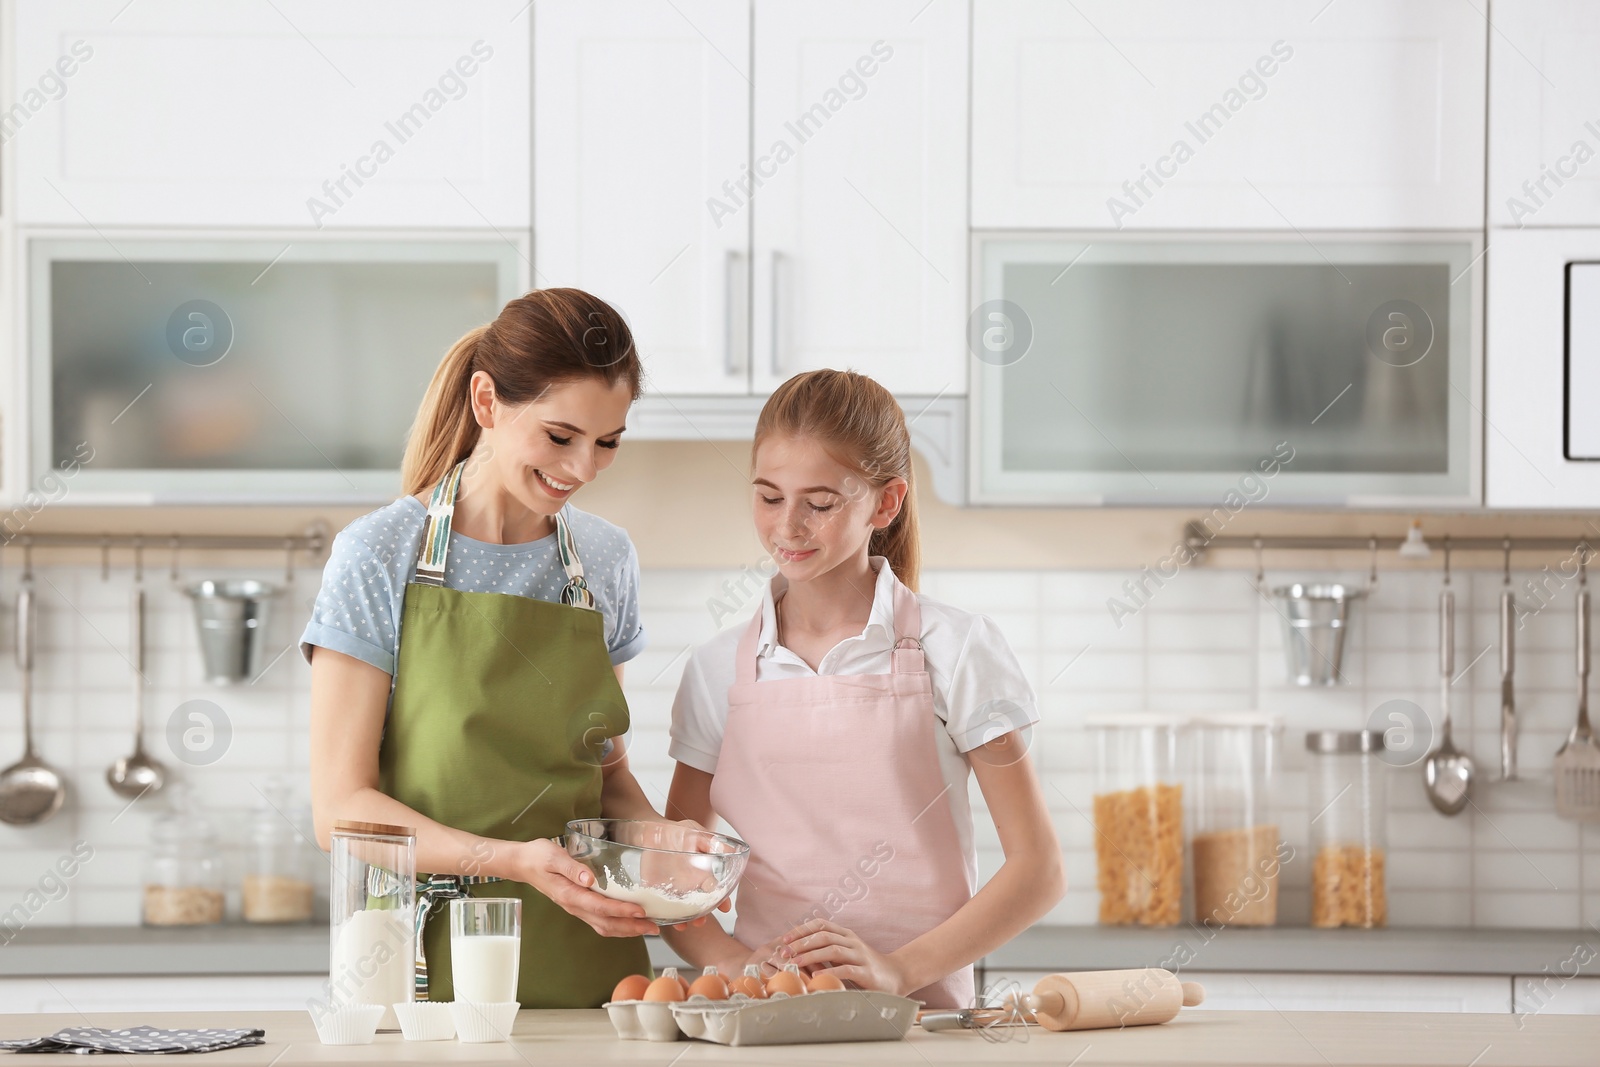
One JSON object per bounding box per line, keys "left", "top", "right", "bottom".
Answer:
{"left": 1086, "top": 713, "right": 1184, "bottom": 926}
{"left": 1306, "top": 729, "right": 1388, "bottom": 928}
{"left": 242, "top": 776, "right": 315, "bottom": 924}
{"left": 327, "top": 820, "right": 416, "bottom": 1028}
{"left": 142, "top": 784, "right": 225, "bottom": 926}
{"left": 1188, "top": 712, "right": 1283, "bottom": 927}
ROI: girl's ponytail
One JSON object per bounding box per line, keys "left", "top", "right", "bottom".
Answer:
{"left": 753, "top": 369, "right": 921, "bottom": 591}
{"left": 869, "top": 465, "right": 921, "bottom": 592}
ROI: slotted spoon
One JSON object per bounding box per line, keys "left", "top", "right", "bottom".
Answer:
{"left": 1555, "top": 583, "right": 1600, "bottom": 822}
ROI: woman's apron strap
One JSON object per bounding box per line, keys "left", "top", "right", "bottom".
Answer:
{"left": 412, "top": 459, "right": 598, "bottom": 610}
{"left": 412, "top": 873, "right": 504, "bottom": 1001}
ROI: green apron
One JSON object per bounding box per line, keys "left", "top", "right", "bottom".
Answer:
{"left": 378, "top": 461, "right": 650, "bottom": 1008}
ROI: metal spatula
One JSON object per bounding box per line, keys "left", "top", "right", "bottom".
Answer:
{"left": 1555, "top": 582, "right": 1600, "bottom": 822}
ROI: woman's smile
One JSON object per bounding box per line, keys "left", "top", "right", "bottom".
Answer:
{"left": 534, "top": 468, "right": 579, "bottom": 498}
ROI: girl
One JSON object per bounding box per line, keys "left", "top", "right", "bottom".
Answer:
{"left": 663, "top": 369, "right": 1064, "bottom": 1008}
{"left": 304, "top": 289, "right": 679, "bottom": 1008}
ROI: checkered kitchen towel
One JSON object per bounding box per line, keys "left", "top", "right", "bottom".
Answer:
{"left": 0, "top": 1025, "right": 265, "bottom": 1054}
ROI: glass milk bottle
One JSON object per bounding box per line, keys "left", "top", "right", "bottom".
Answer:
{"left": 327, "top": 821, "right": 416, "bottom": 1029}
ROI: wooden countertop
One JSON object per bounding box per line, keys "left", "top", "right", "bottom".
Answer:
{"left": 0, "top": 1008, "right": 1594, "bottom": 1065}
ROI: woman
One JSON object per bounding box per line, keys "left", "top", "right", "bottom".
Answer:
{"left": 304, "top": 289, "right": 668, "bottom": 1008}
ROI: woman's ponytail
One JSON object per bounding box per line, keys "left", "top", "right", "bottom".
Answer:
{"left": 401, "top": 326, "right": 485, "bottom": 498}
{"left": 399, "top": 289, "right": 643, "bottom": 498}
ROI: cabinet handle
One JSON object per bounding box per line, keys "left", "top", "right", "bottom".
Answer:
{"left": 724, "top": 249, "right": 744, "bottom": 376}
{"left": 770, "top": 250, "right": 784, "bottom": 378}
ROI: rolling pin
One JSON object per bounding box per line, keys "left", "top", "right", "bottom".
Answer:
{"left": 1028, "top": 968, "right": 1204, "bottom": 1030}
{"left": 921, "top": 969, "right": 1204, "bottom": 1033}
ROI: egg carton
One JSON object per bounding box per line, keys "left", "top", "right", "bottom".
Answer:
{"left": 604, "top": 990, "right": 920, "bottom": 1046}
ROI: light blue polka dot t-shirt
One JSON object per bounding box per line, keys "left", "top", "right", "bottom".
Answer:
{"left": 298, "top": 497, "right": 648, "bottom": 677}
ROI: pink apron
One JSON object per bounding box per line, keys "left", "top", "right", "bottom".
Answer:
{"left": 708, "top": 574, "right": 975, "bottom": 1009}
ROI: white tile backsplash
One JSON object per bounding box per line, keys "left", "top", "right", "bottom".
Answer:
{"left": 1, "top": 561, "right": 1595, "bottom": 932}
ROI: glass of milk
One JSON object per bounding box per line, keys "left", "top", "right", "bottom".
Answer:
{"left": 449, "top": 898, "right": 521, "bottom": 1003}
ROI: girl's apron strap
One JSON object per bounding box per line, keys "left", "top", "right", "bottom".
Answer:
{"left": 890, "top": 575, "right": 925, "bottom": 675}
{"left": 734, "top": 599, "right": 766, "bottom": 685}
{"left": 554, "top": 509, "right": 598, "bottom": 610}
{"left": 413, "top": 461, "right": 467, "bottom": 587}
{"left": 412, "top": 873, "right": 504, "bottom": 1001}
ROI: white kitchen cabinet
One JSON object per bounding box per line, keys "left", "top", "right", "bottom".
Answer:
{"left": 0, "top": 975, "right": 327, "bottom": 1014}
{"left": 1514, "top": 975, "right": 1600, "bottom": 1016}
{"left": 533, "top": 0, "right": 751, "bottom": 396}
{"left": 1488, "top": 1, "right": 1600, "bottom": 228}
{"left": 534, "top": 0, "right": 969, "bottom": 398}
{"left": 979, "top": 970, "right": 1513, "bottom": 1014}
{"left": 972, "top": 0, "right": 1486, "bottom": 230}
{"left": 1485, "top": 228, "right": 1600, "bottom": 508}
{"left": 11, "top": 0, "right": 530, "bottom": 228}
{"left": 749, "top": 0, "right": 969, "bottom": 395}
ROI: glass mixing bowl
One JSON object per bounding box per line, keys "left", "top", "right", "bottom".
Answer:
{"left": 565, "top": 819, "right": 749, "bottom": 924}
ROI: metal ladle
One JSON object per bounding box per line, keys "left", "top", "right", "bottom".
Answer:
{"left": 1424, "top": 539, "right": 1475, "bottom": 815}
{"left": 107, "top": 549, "right": 165, "bottom": 800}
{"left": 0, "top": 562, "right": 67, "bottom": 825}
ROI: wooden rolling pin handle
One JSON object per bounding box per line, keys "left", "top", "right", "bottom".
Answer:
{"left": 1181, "top": 982, "right": 1205, "bottom": 1007}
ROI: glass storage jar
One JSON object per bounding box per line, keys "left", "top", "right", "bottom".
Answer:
{"left": 142, "top": 784, "right": 225, "bottom": 926}
{"left": 1306, "top": 729, "right": 1388, "bottom": 928}
{"left": 1188, "top": 712, "right": 1283, "bottom": 927}
{"left": 328, "top": 820, "right": 416, "bottom": 1026}
{"left": 1087, "top": 713, "right": 1184, "bottom": 926}
{"left": 242, "top": 776, "right": 315, "bottom": 924}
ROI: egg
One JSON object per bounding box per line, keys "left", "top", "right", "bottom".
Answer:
{"left": 806, "top": 972, "right": 846, "bottom": 992}
{"left": 643, "top": 974, "right": 687, "bottom": 1002}
{"left": 765, "top": 967, "right": 806, "bottom": 998}
{"left": 728, "top": 966, "right": 767, "bottom": 999}
{"left": 688, "top": 968, "right": 730, "bottom": 1000}
{"left": 611, "top": 974, "right": 651, "bottom": 1002}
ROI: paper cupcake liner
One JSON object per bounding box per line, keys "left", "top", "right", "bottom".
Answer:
{"left": 394, "top": 1002, "right": 456, "bottom": 1042}
{"left": 309, "top": 1004, "right": 385, "bottom": 1046}
{"left": 449, "top": 1001, "right": 519, "bottom": 1043}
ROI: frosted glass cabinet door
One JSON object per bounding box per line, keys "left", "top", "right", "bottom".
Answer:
{"left": 31, "top": 239, "right": 519, "bottom": 502}
{"left": 970, "top": 233, "right": 1482, "bottom": 506}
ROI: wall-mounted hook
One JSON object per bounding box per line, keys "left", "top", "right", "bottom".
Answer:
{"left": 1252, "top": 536, "right": 1264, "bottom": 591}
{"left": 1581, "top": 542, "right": 1590, "bottom": 587}
{"left": 1503, "top": 537, "right": 1512, "bottom": 588}
{"left": 1443, "top": 535, "right": 1452, "bottom": 585}
{"left": 1368, "top": 535, "right": 1379, "bottom": 592}
{"left": 22, "top": 539, "right": 34, "bottom": 584}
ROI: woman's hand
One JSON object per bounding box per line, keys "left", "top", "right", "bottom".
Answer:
{"left": 779, "top": 919, "right": 911, "bottom": 996}
{"left": 510, "top": 838, "right": 658, "bottom": 938}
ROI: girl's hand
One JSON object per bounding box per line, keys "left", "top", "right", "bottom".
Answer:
{"left": 722, "top": 932, "right": 789, "bottom": 979}
{"left": 779, "top": 919, "right": 910, "bottom": 996}
{"left": 653, "top": 818, "right": 734, "bottom": 930}
{"left": 510, "top": 838, "right": 658, "bottom": 938}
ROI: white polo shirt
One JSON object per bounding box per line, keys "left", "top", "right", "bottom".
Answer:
{"left": 669, "top": 558, "right": 1039, "bottom": 885}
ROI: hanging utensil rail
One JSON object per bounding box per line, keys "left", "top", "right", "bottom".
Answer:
{"left": 1184, "top": 525, "right": 1593, "bottom": 557}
